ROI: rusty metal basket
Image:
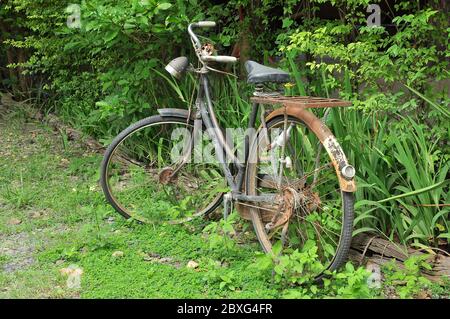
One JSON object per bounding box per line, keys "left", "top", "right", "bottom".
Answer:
{"left": 250, "top": 95, "right": 352, "bottom": 108}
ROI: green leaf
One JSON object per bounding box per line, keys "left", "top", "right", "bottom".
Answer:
{"left": 157, "top": 3, "right": 172, "bottom": 10}
{"left": 404, "top": 84, "right": 450, "bottom": 118}
{"left": 282, "top": 18, "right": 294, "bottom": 29}
{"left": 104, "top": 30, "right": 119, "bottom": 43}
{"left": 345, "top": 262, "right": 355, "bottom": 272}
{"left": 63, "top": 41, "right": 80, "bottom": 51}
{"left": 377, "top": 180, "right": 449, "bottom": 204}
{"left": 310, "top": 285, "right": 318, "bottom": 294}
{"left": 274, "top": 264, "right": 284, "bottom": 275}
{"left": 352, "top": 227, "right": 378, "bottom": 237}
{"left": 221, "top": 222, "right": 235, "bottom": 235}
{"left": 272, "top": 241, "right": 283, "bottom": 256}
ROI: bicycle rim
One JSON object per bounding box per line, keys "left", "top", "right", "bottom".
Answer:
{"left": 246, "top": 116, "right": 354, "bottom": 279}
{"left": 101, "top": 116, "right": 226, "bottom": 224}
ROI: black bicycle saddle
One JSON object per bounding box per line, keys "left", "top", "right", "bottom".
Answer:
{"left": 244, "top": 60, "right": 290, "bottom": 84}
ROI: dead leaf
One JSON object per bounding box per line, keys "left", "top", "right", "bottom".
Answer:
{"left": 415, "top": 289, "right": 431, "bottom": 299}
{"left": 59, "top": 265, "right": 83, "bottom": 289}
{"left": 112, "top": 251, "right": 124, "bottom": 258}
{"left": 8, "top": 218, "right": 22, "bottom": 225}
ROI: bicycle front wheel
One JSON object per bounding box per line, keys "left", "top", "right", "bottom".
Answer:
{"left": 100, "top": 115, "right": 225, "bottom": 224}
{"left": 246, "top": 115, "right": 355, "bottom": 279}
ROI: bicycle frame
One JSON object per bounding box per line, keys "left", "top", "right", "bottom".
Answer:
{"left": 193, "top": 72, "right": 272, "bottom": 202}
{"left": 100, "top": 22, "right": 357, "bottom": 267}
{"left": 180, "top": 72, "right": 356, "bottom": 204}
{"left": 157, "top": 22, "right": 279, "bottom": 209}
{"left": 164, "top": 21, "right": 356, "bottom": 210}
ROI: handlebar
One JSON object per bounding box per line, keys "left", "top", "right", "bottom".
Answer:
{"left": 191, "top": 21, "right": 216, "bottom": 28}
{"left": 201, "top": 55, "right": 238, "bottom": 63}
{"left": 188, "top": 21, "right": 237, "bottom": 65}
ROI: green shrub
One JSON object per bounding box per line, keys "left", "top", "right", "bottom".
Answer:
{"left": 2, "top": 0, "right": 449, "bottom": 249}
{"left": 252, "top": 241, "right": 374, "bottom": 299}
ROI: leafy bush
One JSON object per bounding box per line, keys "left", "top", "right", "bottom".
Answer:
{"left": 252, "top": 241, "right": 374, "bottom": 299}
{"left": 273, "top": 0, "right": 449, "bottom": 247}
{"left": 3, "top": 0, "right": 211, "bottom": 137}
{"left": 382, "top": 255, "right": 433, "bottom": 299}
{"left": 202, "top": 212, "right": 239, "bottom": 254}
{"left": 2, "top": 0, "right": 449, "bottom": 249}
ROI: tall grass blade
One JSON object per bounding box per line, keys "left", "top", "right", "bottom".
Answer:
{"left": 377, "top": 180, "right": 449, "bottom": 204}
{"left": 404, "top": 84, "right": 450, "bottom": 118}
{"left": 286, "top": 50, "right": 306, "bottom": 96}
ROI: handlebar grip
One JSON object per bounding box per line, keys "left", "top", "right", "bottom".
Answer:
{"left": 195, "top": 21, "right": 216, "bottom": 28}
{"left": 201, "top": 55, "right": 238, "bottom": 63}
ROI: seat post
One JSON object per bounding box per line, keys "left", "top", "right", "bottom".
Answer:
{"left": 253, "top": 84, "right": 282, "bottom": 98}
{"left": 253, "top": 84, "right": 264, "bottom": 96}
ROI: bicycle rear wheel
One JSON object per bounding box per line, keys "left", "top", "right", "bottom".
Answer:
{"left": 246, "top": 115, "right": 354, "bottom": 279}
{"left": 100, "top": 115, "right": 225, "bottom": 224}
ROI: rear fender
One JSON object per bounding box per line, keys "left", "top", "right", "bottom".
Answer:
{"left": 265, "top": 106, "right": 356, "bottom": 192}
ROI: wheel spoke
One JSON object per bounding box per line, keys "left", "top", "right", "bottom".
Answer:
{"left": 247, "top": 116, "right": 353, "bottom": 278}
{"left": 103, "top": 119, "right": 225, "bottom": 224}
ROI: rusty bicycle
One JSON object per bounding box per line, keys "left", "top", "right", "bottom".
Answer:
{"left": 100, "top": 21, "right": 356, "bottom": 279}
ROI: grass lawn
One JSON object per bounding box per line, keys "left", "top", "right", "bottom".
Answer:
{"left": 0, "top": 112, "right": 279, "bottom": 298}
{"left": 1, "top": 110, "right": 448, "bottom": 299}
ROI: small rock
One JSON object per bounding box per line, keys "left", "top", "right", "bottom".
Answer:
{"left": 186, "top": 260, "right": 199, "bottom": 269}
{"left": 142, "top": 255, "right": 153, "bottom": 262}
{"left": 112, "top": 251, "right": 124, "bottom": 258}
{"left": 8, "top": 218, "right": 22, "bottom": 225}
{"left": 367, "top": 272, "right": 382, "bottom": 289}
{"left": 366, "top": 262, "right": 382, "bottom": 289}
{"left": 142, "top": 252, "right": 159, "bottom": 262}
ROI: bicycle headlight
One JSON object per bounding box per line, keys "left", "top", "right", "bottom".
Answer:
{"left": 165, "top": 56, "right": 189, "bottom": 79}
{"left": 341, "top": 164, "right": 355, "bottom": 180}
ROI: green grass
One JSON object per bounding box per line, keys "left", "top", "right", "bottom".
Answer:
{"left": 0, "top": 113, "right": 278, "bottom": 298}
{"left": 0, "top": 112, "right": 447, "bottom": 299}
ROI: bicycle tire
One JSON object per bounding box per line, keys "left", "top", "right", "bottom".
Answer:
{"left": 100, "top": 115, "right": 224, "bottom": 223}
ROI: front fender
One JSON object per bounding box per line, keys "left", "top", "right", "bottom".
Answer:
{"left": 157, "top": 108, "right": 194, "bottom": 119}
